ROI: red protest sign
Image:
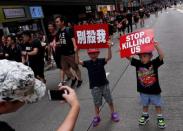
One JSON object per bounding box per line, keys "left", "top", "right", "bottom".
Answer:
{"left": 120, "top": 29, "right": 155, "bottom": 58}
{"left": 74, "top": 24, "right": 109, "bottom": 49}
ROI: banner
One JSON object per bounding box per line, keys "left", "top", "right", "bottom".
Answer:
{"left": 74, "top": 24, "right": 109, "bottom": 49}
{"left": 120, "top": 29, "right": 154, "bottom": 58}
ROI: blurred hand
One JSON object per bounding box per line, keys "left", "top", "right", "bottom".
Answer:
{"left": 22, "top": 51, "right": 27, "bottom": 56}
{"left": 154, "top": 41, "right": 159, "bottom": 48}
{"left": 5, "top": 54, "right": 9, "bottom": 57}
{"left": 59, "top": 86, "right": 79, "bottom": 107}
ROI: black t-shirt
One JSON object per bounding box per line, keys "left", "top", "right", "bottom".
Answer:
{"left": 139, "top": 10, "right": 145, "bottom": 18}
{"left": 131, "top": 57, "right": 164, "bottom": 94}
{"left": 83, "top": 58, "right": 109, "bottom": 89}
{"left": 134, "top": 14, "right": 139, "bottom": 22}
{"left": 3, "top": 45, "right": 10, "bottom": 54}
{"left": 126, "top": 12, "right": 133, "bottom": 22}
{"left": 109, "top": 24, "right": 114, "bottom": 36}
{"left": 9, "top": 45, "right": 22, "bottom": 62}
{"left": 3, "top": 45, "right": 11, "bottom": 59}
{"left": 25, "top": 39, "right": 44, "bottom": 64}
{"left": 116, "top": 15, "right": 124, "bottom": 23}
{"left": 56, "top": 27, "right": 75, "bottom": 56}
{"left": 0, "top": 44, "right": 5, "bottom": 59}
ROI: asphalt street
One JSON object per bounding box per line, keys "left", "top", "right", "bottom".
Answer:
{"left": 1, "top": 6, "right": 183, "bottom": 131}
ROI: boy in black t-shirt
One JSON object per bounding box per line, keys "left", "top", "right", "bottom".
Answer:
{"left": 127, "top": 42, "right": 166, "bottom": 129}
{"left": 76, "top": 42, "right": 120, "bottom": 127}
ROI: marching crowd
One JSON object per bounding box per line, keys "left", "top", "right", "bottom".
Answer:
{"left": 0, "top": 0, "right": 171, "bottom": 85}
{"left": 0, "top": 1, "right": 177, "bottom": 130}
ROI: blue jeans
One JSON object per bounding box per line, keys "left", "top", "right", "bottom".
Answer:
{"left": 140, "top": 93, "right": 162, "bottom": 107}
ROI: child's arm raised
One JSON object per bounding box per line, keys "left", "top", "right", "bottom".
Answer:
{"left": 154, "top": 41, "right": 164, "bottom": 61}
{"left": 75, "top": 49, "right": 84, "bottom": 66}
{"left": 105, "top": 40, "right": 112, "bottom": 62}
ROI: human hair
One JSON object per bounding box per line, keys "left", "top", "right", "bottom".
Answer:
{"left": 54, "top": 15, "right": 67, "bottom": 23}
{"left": 48, "top": 21, "right": 56, "bottom": 28}
{"left": 138, "top": 52, "right": 153, "bottom": 58}
{"left": 22, "top": 31, "right": 32, "bottom": 38}
{"left": 7, "top": 35, "right": 16, "bottom": 43}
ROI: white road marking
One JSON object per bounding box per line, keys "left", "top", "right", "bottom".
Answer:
{"left": 177, "top": 9, "right": 183, "bottom": 13}
{"left": 106, "top": 72, "right": 110, "bottom": 77}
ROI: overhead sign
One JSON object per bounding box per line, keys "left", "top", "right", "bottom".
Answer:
{"left": 74, "top": 24, "right": 109, "bottom": 49}
{"left": 29, "top": 6, "right": 44, "bottom": 19}
{"left": 120, "top": 29, "right": 154, "bottom": 58}
{"left": 3, "top": 8, "right": 26, "bottom": 19}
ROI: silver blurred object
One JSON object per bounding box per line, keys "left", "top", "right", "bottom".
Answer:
{"left": 0, "top": 60, "right": 46, "bottom": 103}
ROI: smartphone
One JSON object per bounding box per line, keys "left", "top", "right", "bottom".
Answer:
{"left": 48, "top": 90, "right": 65, "bottom": 101}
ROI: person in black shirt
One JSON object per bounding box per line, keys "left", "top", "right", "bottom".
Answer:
{"left": 6, "top": 35, "right": 23, "bottom": 62}
{"left": 76, "top": 41, "right": 120, "bottom": 127}
{"left": 0, "top": 36, "right": 5, "bottom": 60}
{"left": 22, "top": 31, "right": 45, "bottom": 83}
{"left": 1, "top": 35, "right": 7, "bottom": 47}
{"left": 126, "top": 10, "right": 133, "bottom": 33}
{"left": 47, "top": 22, "right": 69, "bottom": 83}
{"left": 2, "top": 36, "right": 11, "bottom": 60}
{"left": 55, "top": 15, "right": 82, "bottom": 88}
{"left": 116, "top": 13, "right": 127, "bottom": 36}
{"left": 126, "top": 41, "right": 166, "bottom": 129}
{"left": 154, "top": 5, "right": 159, "bottom": 17}
{"left": 139, "top": 8, "right": 145, "bottom": 27}
{"left": 133, "top": 11, "right": 139, "bottom": 29}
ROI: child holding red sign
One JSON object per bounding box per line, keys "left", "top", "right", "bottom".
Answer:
{"left": 75, "top": 41, "right": 120, "bottom": 127}
{"left": 126, "top": 42, "right": 166, "bottom": 129}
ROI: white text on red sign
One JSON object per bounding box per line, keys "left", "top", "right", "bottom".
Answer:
{"left": 77, "top": 29, "right": 106, "bottom": 44}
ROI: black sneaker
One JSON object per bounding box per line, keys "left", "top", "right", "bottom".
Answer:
{"left": 139, "top": 114, "right": 149, "bottom": 125}
{"left": 157, "top": 117, "right": 166, "bottom": 129}
{"left": 76, "top": 80, "right": 83, "bottom": 88}
{"left": 71, "top": 77, "right": 77, "bottom": 87}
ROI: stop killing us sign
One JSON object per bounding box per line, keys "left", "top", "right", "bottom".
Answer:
{"left": 120, "top": 29, "right": 155, "bottom": 58}
{"left": 74, "top": 24, "right": 109, "bottom": 49}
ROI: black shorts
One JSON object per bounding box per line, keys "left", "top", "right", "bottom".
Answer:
{"left": 53, "top": 52, "right": 62, "bottom": 69}
{"left": 140, "top": 15, "right": 144, "bottom": 19}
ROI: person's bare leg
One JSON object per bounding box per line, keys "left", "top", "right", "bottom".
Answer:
{"left": 156, "top": 106, "right": 162, "bottom": 116}
{"left": 95, "top": 106, "right": 100, "bottom": 117}
{"left": 108, "top": 102, "right": 115, "bottom": 113}
{"left": 60, "top": 69, "right": 65, "bottom": 82}
{"left": 143, "top": 106, "right": 149, "bottom": 113}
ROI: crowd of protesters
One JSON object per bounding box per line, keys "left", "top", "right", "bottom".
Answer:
{"left": 113, "top": 0, "right": 173, "bottom": 36}
{"left": 0, "top": 31, "right": 47, "bottom": 83}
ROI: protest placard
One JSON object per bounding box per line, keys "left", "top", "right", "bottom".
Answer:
{"left": 74, "top": 24, "right": 109, "bottom": 49}
{"left": 120, "top": 29, "right": 154, "bottom": 58}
